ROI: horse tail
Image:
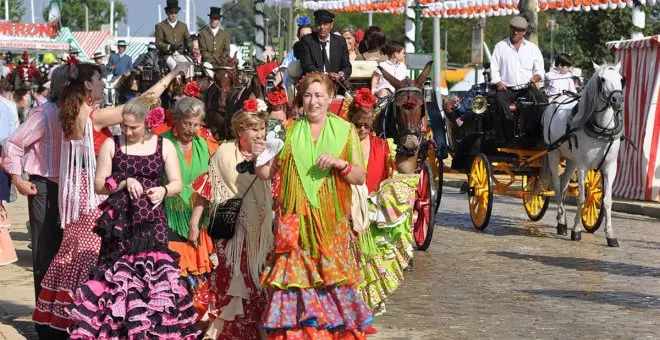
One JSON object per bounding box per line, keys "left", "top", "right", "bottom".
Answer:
{"left": 537, "top": 154, "right": 552, "bottom": 195}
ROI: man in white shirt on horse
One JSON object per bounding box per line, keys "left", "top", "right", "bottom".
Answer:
{"left": 490, "top": 16, "right": 545, "bottom": 133}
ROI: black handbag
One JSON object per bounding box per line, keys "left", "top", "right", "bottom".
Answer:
{"left": 209, "top": 177, "right": 258, "bottom": 240}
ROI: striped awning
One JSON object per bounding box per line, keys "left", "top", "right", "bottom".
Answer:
{"left": 72, "top": 31, "right": 110, "bottom": 58}
{"left": 606, "top": 35, "right": 660, "bottom": 50}
{"left": 109, "top": 39, "right": 149, "bottom": 61}
{"left": 604, "top": 34, "right": 660, "bottom": 201}
{"left": 302, "top": 0, "right": 640, "bottom": 17}
{"left": 55, "top": 27, "right": 89, "bottom": 61}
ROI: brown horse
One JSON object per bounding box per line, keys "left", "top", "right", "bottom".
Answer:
{"left": 203, "top": 54, "right": 265, "bottom": 141}
{"left": 375, "top": 61, "right": 433, "bottom": 174}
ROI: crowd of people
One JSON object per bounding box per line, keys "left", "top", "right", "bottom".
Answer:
{"left": 0, "top": 3, "right": 587, "bottom": 339}
{"left": 0, "top": 2, "right": 423, "bottom": 338}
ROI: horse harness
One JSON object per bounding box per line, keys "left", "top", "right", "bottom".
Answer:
{"left": 547, "top": 79, "right": 630, "bottom": 171}
{"left": 390, "top": 86, "right": 425, "bottom": 158}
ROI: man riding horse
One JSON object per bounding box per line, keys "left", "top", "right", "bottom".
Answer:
{"left": 155, "top": 0, "right": 193, "bottom": 75}
{"left": 197, "top": 7, "right": 231, "bottom": 64}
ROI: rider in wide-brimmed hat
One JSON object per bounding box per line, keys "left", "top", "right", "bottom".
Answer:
{"left": 107, "top": 39, "right": 133, "bottom": 81}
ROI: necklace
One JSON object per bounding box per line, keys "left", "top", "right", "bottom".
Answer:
{"left": 239, "top": 147, "right": 252, "bottom": 159}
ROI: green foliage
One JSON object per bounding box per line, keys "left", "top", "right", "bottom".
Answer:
{"left": 0, "top": 0, "right": 26, "bottom": 22}
{"left": 196, "top": 15, "right": 207, "bottom": 32}
{"left": 41, "top": 0, "right": 127, "bottom": 31}
{"left": 539, "top": 7, "right": 660, "bottom": 76}
{"left": 221, "top": 0, "right": 286, "bottom": 46}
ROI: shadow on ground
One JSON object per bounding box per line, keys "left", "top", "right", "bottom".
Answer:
{"left": 520, "top": 289, "right": 660, "bottom": 310}
{"left": 0, "top": 300, "right": 37, "bottom": 340}
{"left": 489, "top": 251, "right": 660, "bottom": 278}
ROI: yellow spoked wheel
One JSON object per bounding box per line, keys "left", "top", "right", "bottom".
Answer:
{"left": 522, "top": 176, "right": 549, "bottom": 221}
{"left": 468, "top": 153, "right": 493, "bottom": 230}
{"left": 581, "top": 169, "right": 605, "bottom": 233}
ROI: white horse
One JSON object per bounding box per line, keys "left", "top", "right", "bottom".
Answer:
{"left": 541, "top": 62, "right": 625, "bottom": 247}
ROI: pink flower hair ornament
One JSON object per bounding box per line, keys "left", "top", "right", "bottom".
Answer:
{"left": 146, "top": 107, "right": 165, "bottom": 129}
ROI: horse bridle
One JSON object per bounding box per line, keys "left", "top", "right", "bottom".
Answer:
{"left": 586, "top": 73, "right": 626, "bottom": 141}
{"left": 392, "top": 87, "right": 425, "bottom": 157}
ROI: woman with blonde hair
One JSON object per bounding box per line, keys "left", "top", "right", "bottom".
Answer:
{"left": 33, "top": 59, "right": 186, "bottom": 338}
{"left": 68, "top": 94, "right": 201, "bottom": 338}
{"left": 257, "top": 73, "right": 376, "bottom": 338}
{"left": 189, "top": 98, "right": 273, "bottom": 339}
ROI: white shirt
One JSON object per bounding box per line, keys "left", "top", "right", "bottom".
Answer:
{"left": 0, "top": 95, "right": 18, "bottom": 128}
{"left": 168, "top": 20, "right": 177, "bottom": 28}
{"left": 210, "top": 26, "right": 220, "bottom": 36}
{"left": 490, "top": 37, "right": 544, "bottom": 89}
{"left": 318, "top": 37, "right": 330, "bottom": 72}
{"left": 374, "top": 59, "right": 408, "bottom": 93}
{"left": 545, "top": 68, "right": 576, "bottom": 96}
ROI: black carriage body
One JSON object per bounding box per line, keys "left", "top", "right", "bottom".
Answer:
{"left": 444, "top": 83, "right": 548, "bottom": 174}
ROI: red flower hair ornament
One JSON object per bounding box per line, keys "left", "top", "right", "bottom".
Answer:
{"left": 355, "top": 29, "right": 365, "bottom": 44}
{"left": 267, "top": 87, "right": 288, "bottom": 106}
{"left": 242, "top": 98, "right": 268, "bottom": 113}
{"left": 353, "top": 88, "right": 377, "bottom": 109}
{"left": 66, "top": 55, "right": 79, "bottom": 81}
{"left": 183, "top": 81, "right": 200, "bottom": 98}
{"left": 146, "top": 107, "right": 165, "bottom": 129}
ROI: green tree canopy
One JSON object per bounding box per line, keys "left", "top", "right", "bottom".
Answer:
{"left": 0, "top": 0, "right": 26, "bottom": 22}
{"left": 42, "top": 0, "right": 127, "bottom": 31}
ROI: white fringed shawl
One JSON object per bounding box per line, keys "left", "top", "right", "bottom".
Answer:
{"left": 58, "top": 117, "right": 106, "bottom": 228}
{"left": 209, "top": 140, "right": 273, "bottom": 289}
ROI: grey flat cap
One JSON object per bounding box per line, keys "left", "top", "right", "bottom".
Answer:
{"left": 510, "top": 16, "right": 528, "bottom": 29}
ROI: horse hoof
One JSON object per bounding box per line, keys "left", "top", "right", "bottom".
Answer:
{"left": 607, "top": 238, "right": 620, "bottom": 247}
{"left": 571, "top": 231, "right": 582, "bottom": 241}
{"left": 557, "top": 223, "right": 568, "bottom": 236}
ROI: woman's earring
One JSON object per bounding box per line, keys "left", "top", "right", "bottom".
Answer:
{"left": 86, "top": 93, "right": 94, "bottom": 106}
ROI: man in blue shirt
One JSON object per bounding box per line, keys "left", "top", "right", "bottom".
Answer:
{"left": 107, "top": 40, "right": 133, "bottom": 81}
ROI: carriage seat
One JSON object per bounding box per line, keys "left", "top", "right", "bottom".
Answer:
{"left": 350, "top": 60, "right": 379, "bottom": 79}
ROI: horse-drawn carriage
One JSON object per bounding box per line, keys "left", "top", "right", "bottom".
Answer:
{"left": 443, "top": 71, "right": 610, "bottom": 236}
{"left": 329, "top": 58, "right": 445, "bottom": 251}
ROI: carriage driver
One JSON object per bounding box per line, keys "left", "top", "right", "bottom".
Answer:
{"left": 490, "top": 16, "right": 544, "bottom": 126}
{"left": 198, "top": 7, "right": 231, "bottom": 64}
{"left": 155, "top": 0, "right": 193, "bottom": 73}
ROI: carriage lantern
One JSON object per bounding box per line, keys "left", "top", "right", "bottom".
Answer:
{"left": 423, "top": 77, "right": 433, "bottom": 103}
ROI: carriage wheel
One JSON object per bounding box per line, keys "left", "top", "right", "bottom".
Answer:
{"left": 413, "top": 160, "right": 436, "bottom": 251}
{"left": 522, "top": 176, "right": 549, "bottom": 221}
{"left": 581, "top": 169, "right": 605, "bottom": 233}
{"left": 468, "top": 153, "right": 493, "bottom": 230}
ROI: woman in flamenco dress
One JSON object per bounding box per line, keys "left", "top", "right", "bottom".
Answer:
{"left": 256, "top": 73, "right": 376, "bottom": 339}
{"left": 67, "top": 95, "right": 201, "bottom": 339}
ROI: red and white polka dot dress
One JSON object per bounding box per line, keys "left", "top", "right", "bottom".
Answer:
{"left": 33, "top": 170, "right": 102, "bottom": 331}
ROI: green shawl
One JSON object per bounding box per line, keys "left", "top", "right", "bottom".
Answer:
{"left": 288, "top": 114, "right": 350, "bottom": 208}
{"left": 162, "top": 129, "right": 210, "bottom": 238}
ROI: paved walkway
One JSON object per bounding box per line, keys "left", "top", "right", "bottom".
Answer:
{"left": 2, "top": 187, "right": 659, "bottom": 339}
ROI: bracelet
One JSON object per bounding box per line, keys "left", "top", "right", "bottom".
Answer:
{"left": 162, "top": 185, "right": 169, "bottom": 197}
{"left": 339, "top": 162, "right": 352, "bottom": 177}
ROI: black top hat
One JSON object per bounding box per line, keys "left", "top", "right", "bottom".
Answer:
{"left": 165, "top": 0, "right": 180, "bottom": 12}
{"left": 313, "top": 9, "right": 335, "bottom": 22}
{"left": 208, "top": 7, "right": 221, "bottom": 19}
{"left": 117, "top": 40, "right": 128, "bottom": 47}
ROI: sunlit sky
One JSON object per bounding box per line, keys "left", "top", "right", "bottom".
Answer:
{"left": 21, "top": 0, "right": 228, "bottom": 36}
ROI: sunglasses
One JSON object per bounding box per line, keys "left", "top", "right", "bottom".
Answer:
{"left": 354, "top": 122, "right": 371, "bottom": 129}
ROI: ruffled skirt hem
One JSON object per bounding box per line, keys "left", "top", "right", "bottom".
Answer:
{"left": 262, "top": 285, "right": 375, "bottom": 336}
{"left": 68, "top": 251, "right": 201, "bottom": 339}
